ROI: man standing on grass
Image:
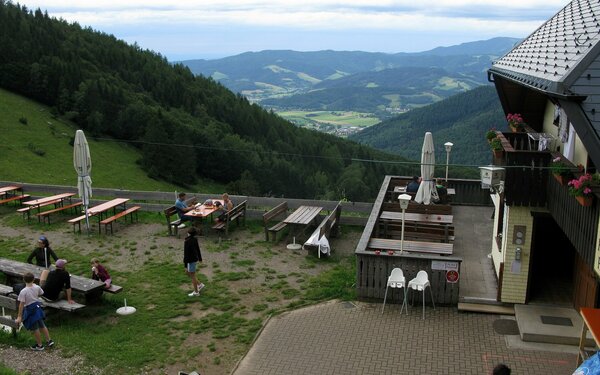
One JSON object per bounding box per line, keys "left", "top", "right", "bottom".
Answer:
{"left": 15, "top": 272, "right": 54, "bottom": 351}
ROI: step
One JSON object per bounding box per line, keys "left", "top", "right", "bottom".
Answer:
{"left": 458, "top": 302, "right": 515, "bottom": 315}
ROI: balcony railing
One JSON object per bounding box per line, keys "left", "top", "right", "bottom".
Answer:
{"left": 493, "top": 132, "right": 552, "bottom": 207}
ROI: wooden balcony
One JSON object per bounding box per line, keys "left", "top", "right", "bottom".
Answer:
{"left": 492, "top": 131, "right": 552, "bottom": 207}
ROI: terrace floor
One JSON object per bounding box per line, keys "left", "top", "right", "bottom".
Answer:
{"left": 232, "top": 205, "right": 581, "bottom": 375}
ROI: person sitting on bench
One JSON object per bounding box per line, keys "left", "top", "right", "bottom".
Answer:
{"left": 215, "top": 193, "right": 234, "bottom": 222}
{"left": 175, "top": 192, "right": 195, "bottom": 229}
{"left": 406, "top": 176, "right": 421, "bottom": 193}
{"left": 27, "top": 236, "right": 59, "bottom": 269}
{"left": 40, "top": 259, "right": 75, "bottom": 304}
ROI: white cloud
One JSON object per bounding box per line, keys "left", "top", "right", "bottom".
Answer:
{"left": 16, "top": 0, "right": 565, "bottom": 58}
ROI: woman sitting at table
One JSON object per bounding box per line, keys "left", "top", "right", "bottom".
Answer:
{"left": 216, "top": 193, "right": 234, "bottom": 222}
{"left": 27, "top": 236, "right": 59, "bottom": 269}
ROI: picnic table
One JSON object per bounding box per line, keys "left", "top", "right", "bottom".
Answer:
{"left": 184, "top": 199, "right": 224, "bottom": 221}
{"left": 0, "top": 258, "right": 105, "bottom": 296}
{"left": 21, "top": 192, "right": 76, "bottom": 221}
{"left": 0, "top": 186, "right": 22, "bottom": 197}
{"left": 283, "top": 206, "right": 323, "bottom": 242}
{"left": 380, "top": 211, "right": 453, "bottom": 225}
{"left": 88, "top": 198, "right": 130, "bottom": 219}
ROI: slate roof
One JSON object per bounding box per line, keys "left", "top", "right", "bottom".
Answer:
{"left": 490, "top": 0, "right": 600, "bottom": 96}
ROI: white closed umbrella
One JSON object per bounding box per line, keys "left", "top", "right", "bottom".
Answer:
{"left": 73, "top": 130, "right": 92, "bottom": 232}
{"left": 415, "top": 132, "right": 438, "bottom": 205}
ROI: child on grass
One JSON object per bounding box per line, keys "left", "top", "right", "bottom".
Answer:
{"left": 15, "top": 272, "right": 54, "bottom": 351}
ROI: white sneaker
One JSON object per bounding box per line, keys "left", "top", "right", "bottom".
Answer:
{"left": 178, "top": 223, "right": 186, "bottom": 229}
{"left": 198, "top": 283, "right": 206, "bottom": 292}
{"left": 188, "top": 291, "right": 199, "bottom": 297}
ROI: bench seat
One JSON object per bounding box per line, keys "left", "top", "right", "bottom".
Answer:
{"left": 36, "top": 201, "right": 83, "bottom": 224}
{"left": 368, "top": 237, "right": 453, "bottom": 255}
{"left": 212, "top": 200, "right": 247, "bottom": 236}
{"left": 263, "top": 202, "right": 288, "bottom": 242}
{"left": 99, "top": 206, "right": 141, "bottom": 234}
{"left": 0, "top": 194, "right": 30, "bottom": 206}
{"left": 40, "top": 298, "right": 86, "bottom": 312}
{"left": 303, "top": 202, "right": 342, "bottom": 258}
{"left": 68, "top": 215, "right": 89, "bottom": 233}
{"left": 105, "top": 284, "right": 123, "bottom": 294}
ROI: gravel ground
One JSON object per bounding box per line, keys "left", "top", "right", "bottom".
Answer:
{"left": 0, "top": 345, "right": 101, "bottom": 374}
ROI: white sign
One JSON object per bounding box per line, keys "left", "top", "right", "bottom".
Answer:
{"left": 432, "top": 261, "right": 459, "bottom": 271}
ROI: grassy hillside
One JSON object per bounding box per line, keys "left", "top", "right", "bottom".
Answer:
{"left": 0, "top": 88, "right": 223, "bottom": 192}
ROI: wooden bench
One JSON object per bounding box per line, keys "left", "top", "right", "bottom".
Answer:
{"left": 68, "top": 215, "right": 88, "bottom": 233}
{"left": 35, "top": 201, "right": 83, "bottom": 224}
{"left": 105, "top": 284, "right": 123, "bottom": 294}
{"left": 212, "top": 200, "right": 247, "bottom": 236}
{"left": 99, "top": 206, "right": 141, "bottom": 234}
{"left": 164, "top": 196, "right": 197, "bottom": 236}
{"left": 263, "top": 201, "right": 288, "bottom": 241}
{"left": 18, "top": 199, "right": 63, "bottom": 220}
{"left": 382, "top": 201, "right": 452, "bottom": 215}
{"left": 381, "top": 222, "right": 455, "bottom": 243}
{"left": 303, "top": 202, "right": 342, "bottom": 257}
{"left": 368, "top": 237, "right": 453, "bottom": 255}
{"left": 40, "top": 298, "right": 86, "bottom": 312}
{"left": 0, "top": 194, "right": 30, "bottom": 206}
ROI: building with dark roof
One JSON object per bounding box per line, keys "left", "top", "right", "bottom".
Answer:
{"left": 487, "top": 0, "right": 600, "bottom": 309}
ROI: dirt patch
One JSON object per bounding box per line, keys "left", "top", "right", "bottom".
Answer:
{"left": 0, "top": 215, "right": 361, "bottom": 374}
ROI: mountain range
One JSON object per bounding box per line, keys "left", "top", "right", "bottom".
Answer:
{"left": 181, "top": 37, "right": 520, "bottom": 117}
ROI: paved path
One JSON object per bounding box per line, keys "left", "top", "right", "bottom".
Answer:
{"left": 233, "top": 301, "right": 575, "bottom": 375}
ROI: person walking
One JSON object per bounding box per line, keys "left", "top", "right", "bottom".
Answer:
{"left": 184, "top": 227, "right": 204, "bottom": 297}
{"left": 26, "top": 236, "right": 58, "bottom": 268}
{"left": 15, "top": 272, "right": 54, "bottom": 351}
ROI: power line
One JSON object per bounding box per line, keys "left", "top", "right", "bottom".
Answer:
{"left": 0, "top": 135, "right": 562, "bottom": 171}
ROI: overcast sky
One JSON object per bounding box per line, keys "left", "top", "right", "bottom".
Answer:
{"left": 17, "top": 0, "right": 567, "bottom": 61}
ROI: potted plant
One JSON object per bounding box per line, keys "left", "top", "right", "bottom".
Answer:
{"left": 506, "top": 113, "right": 526, "bottom": 132}
{"left": 549, "top": 156, "right": 572, "bottom": 185}
{"left": 486, "top": 128, "right": 497, "bottom": 143}
{"left": 490, "top": 138, "right": 503, "bottom": 158}
{"left": 568, "top": 173, "right": 594, "bottom": 206}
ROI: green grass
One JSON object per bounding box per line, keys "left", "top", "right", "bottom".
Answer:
{"left": 0, "top": 88, "right": 223, "bottom": 193}
{"left": 276, "top": 110, "right": 380, "bottom": 128}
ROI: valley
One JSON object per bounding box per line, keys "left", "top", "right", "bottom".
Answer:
{"left": 274, "top": 110, "right": 381, "bottom": 137}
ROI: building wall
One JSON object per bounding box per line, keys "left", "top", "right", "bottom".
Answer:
{"left": 500, "top": 206, "right": 533, "bottom": 303}
{"left": 543, "top": 100, "right": 589, "bottom": 167}
{"left": 491, "top": 193, "right": 503, "bottom": 276}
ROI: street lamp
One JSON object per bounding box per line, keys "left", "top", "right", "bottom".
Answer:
{"left": 398, "top": 194, "right": 411, "bottom": 254}
{"left": 444, "top": 142, "right": 453, "bottom": 182}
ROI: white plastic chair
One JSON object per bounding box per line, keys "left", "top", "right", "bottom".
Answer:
{"left": 381, "top": 268, "right": 408, "bottom": 315}
{"left": 407, "top": 270, "right": 436, "bottom": 319}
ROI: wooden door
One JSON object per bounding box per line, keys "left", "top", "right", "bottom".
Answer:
{"left": 573, "top": 254, "right": 598, "bottom": 310}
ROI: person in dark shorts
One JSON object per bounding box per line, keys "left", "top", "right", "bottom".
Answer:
{"left": 15, "top": 272, "right": 54, "bottom": 351}
{"left": 184, "top": 227, "right": 204, "bottom": 297}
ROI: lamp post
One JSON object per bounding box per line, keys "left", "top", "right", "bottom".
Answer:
{"left": 444, "top": 142, "right": 453, "bottom": 183}
{"left": 398, "top": 194, "right": 411, "bottom": 254}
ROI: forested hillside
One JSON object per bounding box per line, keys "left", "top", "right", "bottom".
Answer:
{"left": 350, "top": 85, "right": 506, "bottom": 168}
{"left": 0, "top": 1, "right": 413, "bottom": 201}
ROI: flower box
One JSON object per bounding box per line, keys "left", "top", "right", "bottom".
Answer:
{"left": 576, "top": 195, "right": 593, "bottom": 207}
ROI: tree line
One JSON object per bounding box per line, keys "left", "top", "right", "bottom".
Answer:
{"left": 0, "top": 1, "right": 414, "bottom": 201}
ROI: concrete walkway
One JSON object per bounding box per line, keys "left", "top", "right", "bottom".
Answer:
{"left": 232, "top": 301, "right": 575, "bottom": 374}
{"left": 232, "top": 205, "right": 578, "bottom": 374}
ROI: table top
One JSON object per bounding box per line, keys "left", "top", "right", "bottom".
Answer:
{"left": 581, "top": 308, "right": 600, "bottom": 346}
{"left": 23, "top": 192, "right": 76, "bottom": 206}
{"left": 284, "top": 206, "right": 323, "bottom": 225}
{"left": 0, "top": 258, "right": 105, "bottom": 294}
{"left": 0, "top": 185, "right": 22, "bottom": 195}
{"left": 368, "top": 238, "right": 453, "bottom": 255}
{"left": 380, "top": 211, "right": 453, "bottom": 225}
{"left": 185, "top": 199, "right": 224, "bottom": 218}
{"left": 88, "top": 198, "right": 129, "bottom": 215}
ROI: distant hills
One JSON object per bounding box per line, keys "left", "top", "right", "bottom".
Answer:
{"left": 349, "top": 85, "right": 506, "bottom": 168}
{"left": 181, "top": 37, "right": 520, "bottom": 117}
{"left": 0, "top": 2, "right": 413, "bottom": 201}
